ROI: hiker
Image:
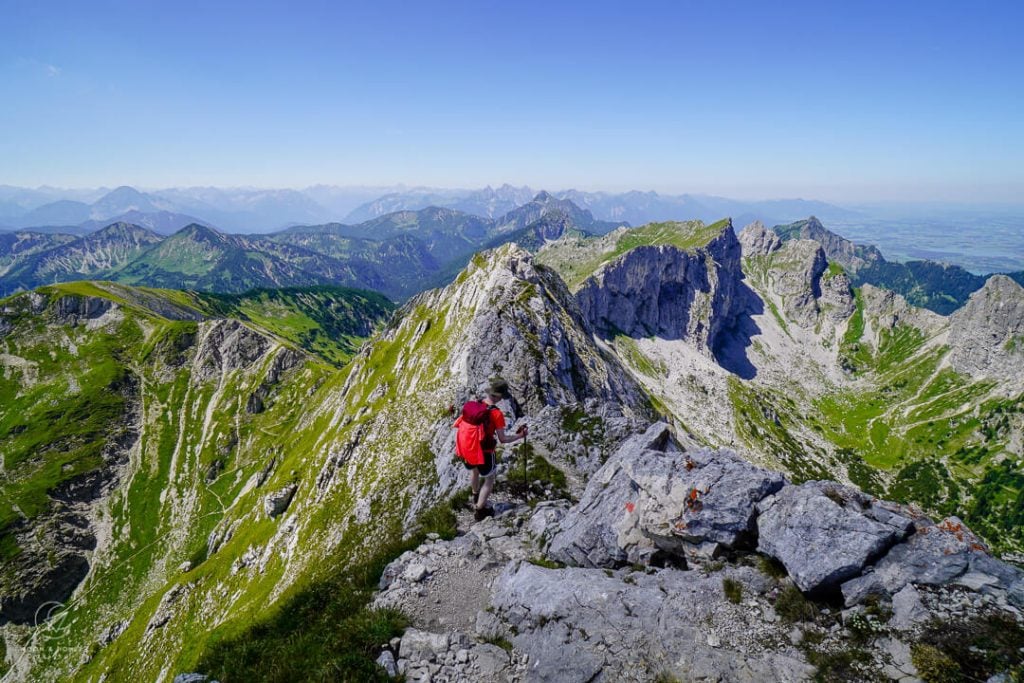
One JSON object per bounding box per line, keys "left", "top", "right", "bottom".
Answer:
{"left": 453, "top": 377, "right": 528, "bottom": 521}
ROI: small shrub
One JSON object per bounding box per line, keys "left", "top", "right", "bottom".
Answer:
{"left": 775, "top": 584, "right": 818, "bottom": 623}
{"left": 800, "top": 628, "right": 825, "bottom": 646}
{"left": 722, "top": 577, "right": 743, "bottom": 604}
{"left": 862, "top": 595, "right": 892, "bottom": 623}
{"left": 505, "top": 443, "right": 570, "bottom": 500}
{"left": 911, "top": 643, "right": 960, "bottom": 683}
{"left": 704, "top": 560, "right": 725, "bottom": 574}
{"left": 448, "top": 488, "right": 472, "bottom": 511}
{"left": 846, "top": 612, "right": 886, "bottom": 644}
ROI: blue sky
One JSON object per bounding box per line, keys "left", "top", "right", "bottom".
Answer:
{"left": 1, "top": 0, "right": 1022, "bottom": 201}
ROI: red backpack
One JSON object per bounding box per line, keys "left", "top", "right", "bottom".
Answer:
{"left": 453, "top": 401, "right": 497, "bottom": 466}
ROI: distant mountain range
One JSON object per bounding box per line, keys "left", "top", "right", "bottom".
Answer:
{"left": 0, "top": 183, "right": 866, "bottom": 236}
{"left": 2, "top": 190, "right": 1021, "bottom": 310}
{"left": 341, "top": 184, "right": 865, "bottom": 227}
{"left": 0, "top": 193, "right": 610, "bottom": 299}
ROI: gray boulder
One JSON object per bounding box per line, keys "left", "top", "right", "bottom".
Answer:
{"left": 399, "top": 628, "right": 450, "bottom": 663}
{"left": 546, "top": 423, "right": 673, "bottom": 567}
{"left": 633, "top": 446, "right": 785, "bottom": 560}
{"left": 841, "top": 516, "right": 1024, "bottom": 606}
{"left": 548, "top": 422, "right": 784, "bottom": 567}
{"left": 757, "top": 481, "right": 913, "bottom": 594}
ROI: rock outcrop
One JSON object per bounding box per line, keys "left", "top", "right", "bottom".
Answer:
{"left": 948, "top": 274, "right": 1024, "bottom": 386}
{"left": 739, "top": 224, "right": 855, "bottom": 330}
{"left": 263, "top": 484, "right": 297, "bottom": 518}
{"left": 737, "top": 220, "right": 781, "bottom": 256}
{"left": 859, "top": 284, "right": 945, "bottom": 337}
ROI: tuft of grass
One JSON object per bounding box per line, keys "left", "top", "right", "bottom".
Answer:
{"left": 417, "top": 501, "right": 458, "bottom": 541}
{"left": 822, "top": 486, "right": 847, "bottom": 507}
{"left": 703, "top": 560, "right": 726, "bottom": 574}
{"left": 722, "top": 577, "right": 743, "bottom": 604}
{"left": 482, "top": 636, "right": 513, "bottom": 652}
{"left": 757, "top": 555, "right": 787, "bottom": 580}
{"left": 774, "top": 584, "right": 818, "bottom": 623}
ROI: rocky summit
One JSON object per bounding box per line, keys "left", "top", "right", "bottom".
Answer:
{"left": 1, "top": 218, "right": 1022, "bottom": 683}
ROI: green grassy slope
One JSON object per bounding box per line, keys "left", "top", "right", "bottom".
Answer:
{"left": 0, "top": 281, "right": 400, "bottom": 680}
{"left": 198, "top": 286, "right": 395, "bottom": 366}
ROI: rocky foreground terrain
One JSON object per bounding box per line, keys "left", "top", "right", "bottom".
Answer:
{"left": 359, "top": 422, "right": 1023, "bottom": 683}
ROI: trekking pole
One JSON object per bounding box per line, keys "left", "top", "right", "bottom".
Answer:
{"left": 519, "top": 427, "right": 529, "bottom": 482}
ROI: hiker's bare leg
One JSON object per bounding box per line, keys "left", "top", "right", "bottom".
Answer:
{"left": 476, "top": 474, "right": 496, "bottom": 509}
{"left": 470, "top": 468, "right": 480, "bottom": 497}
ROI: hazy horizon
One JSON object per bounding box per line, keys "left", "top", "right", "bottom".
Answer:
{"left": 3, "top": 1, "right": 1023, "bottom": 202}
{"left": 4, "top": 182, "right": 1024, "bottom": 212}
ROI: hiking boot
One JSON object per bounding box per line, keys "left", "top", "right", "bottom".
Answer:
{"left": 474, "top": 506, "right": 495, "bottom": 522}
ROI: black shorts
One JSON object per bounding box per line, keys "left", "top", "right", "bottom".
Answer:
{"left": 463, "top": 451, "right": 496, "bottom": 477}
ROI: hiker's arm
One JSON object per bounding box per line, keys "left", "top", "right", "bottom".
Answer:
{"left": 496, "top": 426, "right": 527, "bottom": 444}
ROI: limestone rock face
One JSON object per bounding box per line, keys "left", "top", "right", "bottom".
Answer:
{"left": 574, "top": 225, "right": 743, "bottom": 352}
{"left": 948, "top": 274, "right": 1024, "bottom": 385}
{"left": 547, "top": 423, "right": 785, "bottom": 567}
{"left": 49, "top": 294, "right": 115, "bottom": 324}
{"left": 756, "top": 481, "right": 914, "bottom": 594}
{"left": 193, "top": 319, "right": 273, "bottom": 382}
{"left": 488, "top": 562, "right": 813, "bottom": 683}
